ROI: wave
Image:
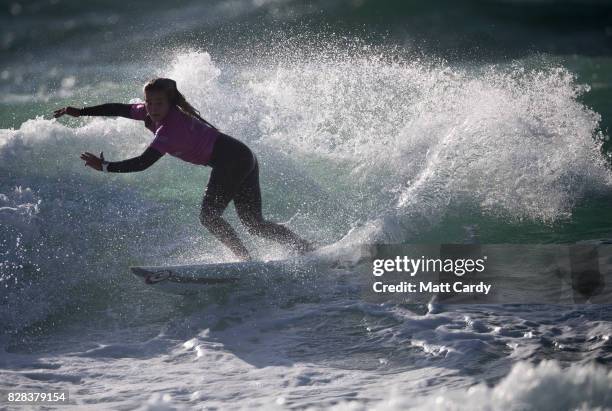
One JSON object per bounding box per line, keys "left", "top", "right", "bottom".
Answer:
{"left": 0, "top": 41, "right": 610, "bottom": 335}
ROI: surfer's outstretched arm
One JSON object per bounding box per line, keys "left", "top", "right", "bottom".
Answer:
{"left": 79, "top": 103, "right": 133, "bottom": 118}
{"left": 80, "top": 147, "right": 164, "bottom": 172}
{"left": 54, "top": 103, "right": 133, "bottom": 119}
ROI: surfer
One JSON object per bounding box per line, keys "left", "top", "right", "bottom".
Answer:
{"left": 53, "top": 77, "right": 314, "bottom": 261}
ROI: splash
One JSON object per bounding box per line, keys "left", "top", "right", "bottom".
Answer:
{"left": 158, "top": 40, "right": 610, "bottom": 244}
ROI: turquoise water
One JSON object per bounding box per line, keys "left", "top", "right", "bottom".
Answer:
{"left": 1, "top": 1, "right": 612, "bottom": 409}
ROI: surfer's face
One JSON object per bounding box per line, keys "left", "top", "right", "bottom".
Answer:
{"left": 144, "top": 90, "right": 171, "bottom": 123}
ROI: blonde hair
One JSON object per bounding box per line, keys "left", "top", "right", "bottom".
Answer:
{"left": 144, "top": 78, "right": 218, "bottom": 130}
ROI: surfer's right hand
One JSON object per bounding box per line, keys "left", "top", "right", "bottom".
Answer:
{"left": 53, "top": 106, "right": 81, "bottom": 118}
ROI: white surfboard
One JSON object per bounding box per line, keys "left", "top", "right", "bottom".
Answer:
{"left": 129, "top": 241, "right": 369, "bottom": 295}
{"left": 130, "top": 258, "right": 308, "bottom": 295}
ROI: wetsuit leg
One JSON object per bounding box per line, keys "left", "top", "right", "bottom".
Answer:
{"left": 200, "top": 135, "right": 255, "bottom": 261}
{"left": 233, "top": 155, "right": 314, "bottom": 253}
{"left": 201, "top": 133, "right": 314, "bottom": 259}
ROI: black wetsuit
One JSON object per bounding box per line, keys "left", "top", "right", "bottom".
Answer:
{"left": 203, "top": 132, "right": 263, "bottom": 229}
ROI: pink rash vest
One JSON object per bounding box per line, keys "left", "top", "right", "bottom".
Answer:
{"left": 128, "top": 103, "right": 220, "bottom": 166}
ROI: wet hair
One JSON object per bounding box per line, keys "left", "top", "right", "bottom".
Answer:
{"left": 143, "top": 78, "right": 218, "bottom": 130}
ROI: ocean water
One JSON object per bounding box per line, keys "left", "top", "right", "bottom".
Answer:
{"left": 1, "top": 0, "right": 612, "bottom": 409}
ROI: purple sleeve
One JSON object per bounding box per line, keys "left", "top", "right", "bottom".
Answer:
{"left": 129, "top": 103, "right": 148, "bottom": 121}
{"left": 148, "top": 125, "right": 169, "bottom": 154}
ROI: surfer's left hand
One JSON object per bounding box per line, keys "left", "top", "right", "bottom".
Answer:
{"left": 80, "top": 151, "right": 104, "bottom": 171}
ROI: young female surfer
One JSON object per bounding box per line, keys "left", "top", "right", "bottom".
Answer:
{"left": 53, "top": 78, "right": 314, "bottom": 261}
